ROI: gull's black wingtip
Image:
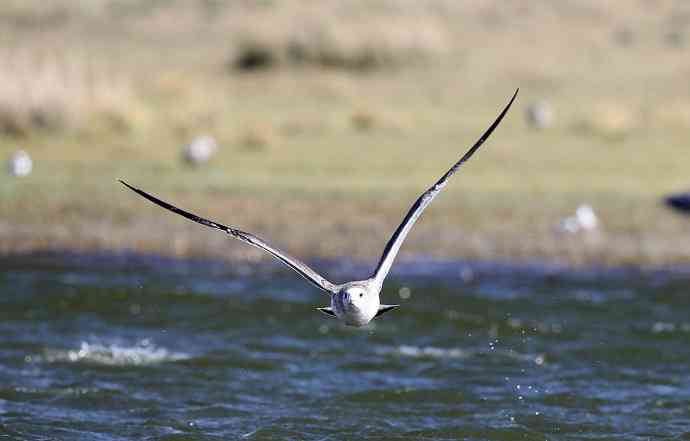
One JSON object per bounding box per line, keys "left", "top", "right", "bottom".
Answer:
{"left": 119, "top": 179, "right": 136, "bottom": 192}
{"left": 507, "top": 88, "right": 519, "bottom": 108}
{"left": 488, "top": 87, "right": 519, "bottom": 136}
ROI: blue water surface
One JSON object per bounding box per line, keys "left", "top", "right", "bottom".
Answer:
{"left": 1, "top": 253, "right": 689, "bottom": 440}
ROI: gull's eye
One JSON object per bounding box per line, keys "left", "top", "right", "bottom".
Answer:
{"left": 359, "top": 293, "right": 364, "bottom": 298}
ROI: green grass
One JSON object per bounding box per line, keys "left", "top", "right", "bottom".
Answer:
{"left": 2, "top": 1, "right": 690, "bottom": 266}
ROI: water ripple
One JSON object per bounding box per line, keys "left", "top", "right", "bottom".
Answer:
{"left": 2, "top": 255, "right": 690, "bottom": 439}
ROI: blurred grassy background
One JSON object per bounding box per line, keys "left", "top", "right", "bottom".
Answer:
{"left": 1, "top": 0, "right": 690, "bottom": 266}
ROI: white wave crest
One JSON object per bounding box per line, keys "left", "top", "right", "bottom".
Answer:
{"left": 39, "top": 339, "right": 190, "bottom": 366}
{"left": 378, "top": 345, "right": 546, "bottom": 365}
{"left": 379, "top": 345, "right": 467, "bottom": 359}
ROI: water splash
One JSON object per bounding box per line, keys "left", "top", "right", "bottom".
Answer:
{"left": 38, "top": 339, "right": 190, "bottom": 366}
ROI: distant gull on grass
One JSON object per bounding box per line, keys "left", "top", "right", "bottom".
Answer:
{"left": 7, "top": 150, "right": 32, "bottom": 177}
{"left": 525, "top": 101, "right": 553, "bottom": 130}
{"left": 558, "top": 204, "right": 599, "bottom": 234}
{"left": 121, "top": 90, "right": 518, "bottom": 327}
{"left": 182, "top": 135, "right": 218, "bottom": 166}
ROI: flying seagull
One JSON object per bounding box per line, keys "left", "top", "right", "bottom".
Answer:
{"left": 120, "top": 89, "right": 518, "bottom": 327}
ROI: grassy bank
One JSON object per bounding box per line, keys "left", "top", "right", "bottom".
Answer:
{"left": 1, "top": 1, "right": 690, "bottom": 266}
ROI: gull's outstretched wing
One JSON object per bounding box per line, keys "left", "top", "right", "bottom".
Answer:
{"left": 371, "top": 89, "right": 518, "bottom": 287}
{"left": 120, "top": 181, "right": 338, "bottom": 294}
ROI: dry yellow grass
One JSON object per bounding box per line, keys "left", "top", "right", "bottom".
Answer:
{"left": 0, "top": 48, "right": 143, "bottom": 136}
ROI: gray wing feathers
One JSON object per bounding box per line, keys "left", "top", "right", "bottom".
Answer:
{"left": 371, "top": 89, "right": 518, "bottom": 286}
{"left": 119, "top": 180, "right": 338, "bottom": 294}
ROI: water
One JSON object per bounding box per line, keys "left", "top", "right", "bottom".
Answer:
{"left": 1, "top": 253, "right": 690, "bottom": 440}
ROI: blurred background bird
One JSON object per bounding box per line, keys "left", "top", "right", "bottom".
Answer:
{"left": 7, "top": 150, "right": 32, "bottom": 177}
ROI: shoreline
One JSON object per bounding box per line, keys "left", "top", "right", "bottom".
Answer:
{"left": 5, "top": 243, "right": 690, "bottom": 281}
{"left": 3, "top": 209, "right": 690, "bottom": 269}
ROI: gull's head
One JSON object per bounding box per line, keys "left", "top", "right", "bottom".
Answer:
{"left": 344, "top": 286, "right": 366, "bottom": 307}
{"left": 342, "top": 285, "right": 378, "bottom": 322}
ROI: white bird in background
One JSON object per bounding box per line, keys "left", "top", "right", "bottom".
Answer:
{"left": 525, "top": 101, "right": 553, "bottom": 130}
{"left": 182, "top": 135, "right": 218, "bottom": 166}
{"left": 559, "top": 204, "right": 599, "bottom": 234}
{"left": 121, "top": 90, "right": 518, "bottom": 327}
{"left": 7, "top": 150, "right": 33, "bottom": 177}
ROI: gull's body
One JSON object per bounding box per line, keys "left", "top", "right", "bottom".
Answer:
{"left": 120, "top": 90, "right": 518, "bottom": 327}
